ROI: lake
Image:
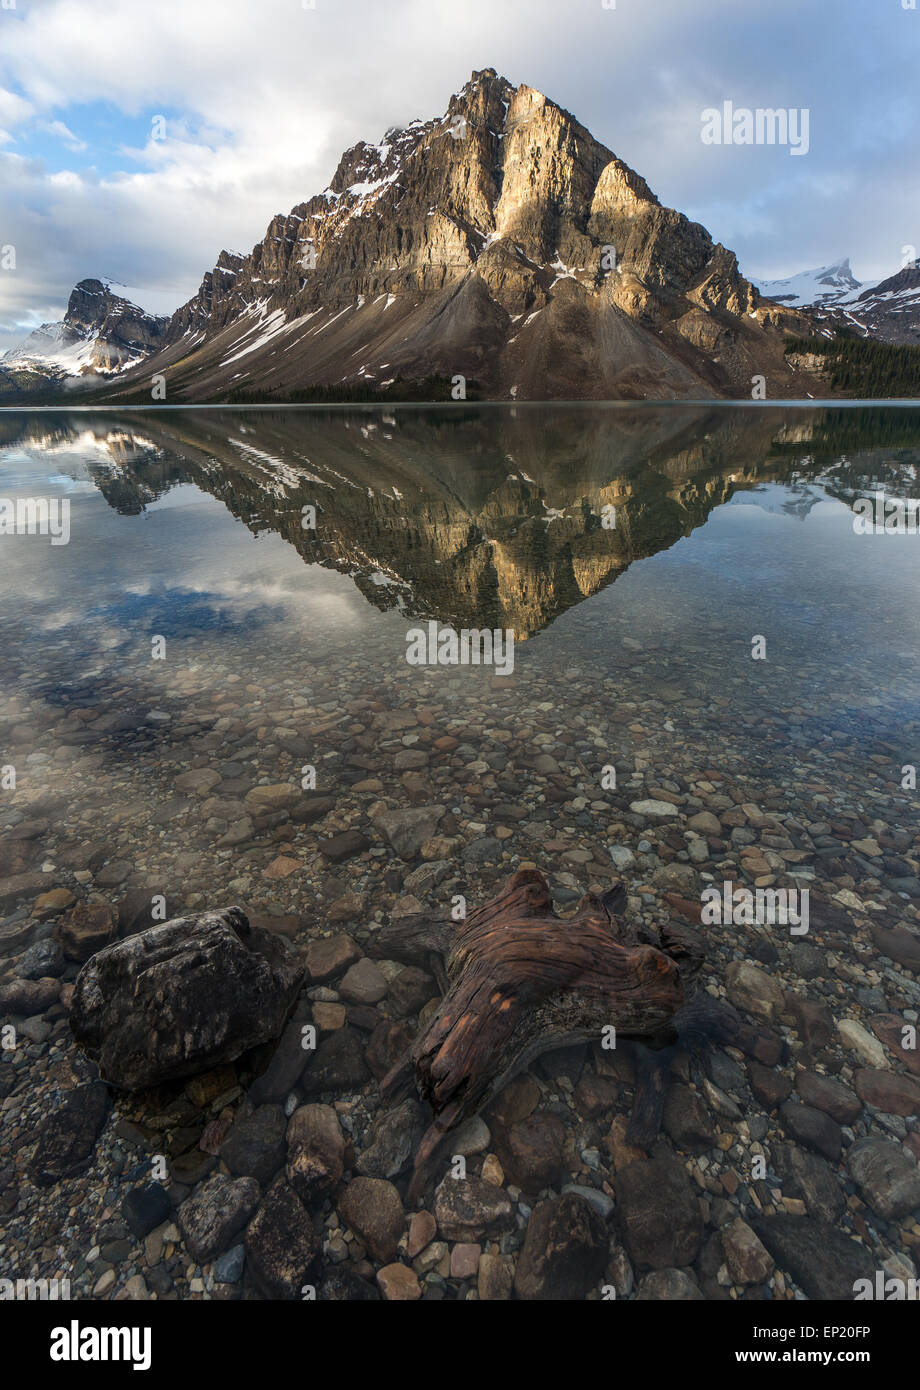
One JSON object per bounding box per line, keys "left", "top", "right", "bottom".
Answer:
{"left": 1, "top": 403, "right": 919, "bottom": 1302}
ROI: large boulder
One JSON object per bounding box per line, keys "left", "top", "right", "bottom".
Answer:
{"left": 69, "top": 907, "right": 302, "bottom": 1088}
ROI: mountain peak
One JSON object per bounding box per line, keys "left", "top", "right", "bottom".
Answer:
{"left": 2, "top": 277, "right": 168, "bottom": 380}
{"left": 43, "top": 70, "right": 831, "bottom": 402}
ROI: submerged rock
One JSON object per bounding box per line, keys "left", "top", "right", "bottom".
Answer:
{"left": 69, "top": 907, "right": 302, "bottom": 1088}
{"left": 29, "top": 1082, "right": 110, "bottom": 1186}
{"left": 752, "top": 1215, "right": 875, "bottom": 1300}
{"left": 178, "top": 1174, "right": 260, "bottom": 1263}
{"left": 513, "top": 1193, "right": 608, "bottom": 1300}
{"left": 245, "top": 1176, "right": 320, "bottom": 1299}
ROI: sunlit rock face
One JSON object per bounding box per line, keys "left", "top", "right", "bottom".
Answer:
{"left": 109, "top": 70, "right": 818, "bottom": 403}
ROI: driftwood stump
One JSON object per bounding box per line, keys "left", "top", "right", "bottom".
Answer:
{"left": 376, "top": 868, "right": 730, "bottom": 1200}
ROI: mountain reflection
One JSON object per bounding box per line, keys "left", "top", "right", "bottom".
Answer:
{"left": 4, "top": 405, "right": 920, "bottom": 639}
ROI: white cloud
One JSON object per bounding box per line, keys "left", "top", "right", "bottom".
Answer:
{"left": 38, "top": 118, "right": 87, "bottom": 153}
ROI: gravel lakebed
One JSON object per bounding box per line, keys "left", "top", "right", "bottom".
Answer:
{"left": 1, "top": 599, "right": 919, "bottom": 1303}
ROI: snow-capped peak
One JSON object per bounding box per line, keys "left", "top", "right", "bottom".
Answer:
{"left": 753, "top": 258, "right": 867, "bottom": 308}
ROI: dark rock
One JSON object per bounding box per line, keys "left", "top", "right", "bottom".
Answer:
{"left": 15, "top": 939, "right": 65, "bottom": 980}
{"left": 290, "top": 796, "right": 336, "bottom": 825}
{"left": 178, "top": 1174, "right": 260, "bottom": 1262}
{"left": 779, "top": 1100, "right": 842, "bottom": 1160}
{"left": 513, "top": 1194, "right": 607, "bottom": 1300}
{"left": 781, "top": 994, "right": 834, "bottom": 1051}
{"left": 434, "top": 1176, "right": 514, "bottom": 1242}
{"left": 493, "top": 1110, "right": 566, "bottom": 1194}
{"left": 122, "top": 1182, "right": 171, "bottom": 1239}
{"left": 772, "top": 1144, "right": 845, "bottom": 1223}
{"left": 248, "top": 1014, "right": 311, "bottom": 1103}
{"left": 722, "top": 1216, "right": 774, "bottom": 1285}
{"left": 0, "top": 976, "right": 60, "bottom": 1014}
{"left": 55, "top": 902, "right": 118, "bottom": 962}
{"left": 870, "top": 1014, "right": 920, "bottom": 1078}
{"left": 795, "top": 1071, "right": 862, "bottom": 1125}
{"left": 748, "top": 1061, "right": 793, "bottom": 1110}
{"left": 536, "top": 1043, "right": 586, "bottom": 1086}
{"left": 319, "top": 1268, "right": 381, "bottom": 1300}
{"left": 386, "top": 965, "right": 436, "bottom": 1018}
{"left": 752, "top": 1215, "right": 874, "bottom": 1300}
{"left": 213, "top": 1243, "right": 245, "bottom": 1283}
{"left": 220, "top": 1105, "right": 287, "bottom": 1186}
{"left": 300, "top": 1026, "right": 369, "bottom": 1095}
{"left": 286, "top": 1103, "right": 345, "bottom": 1202}
{"left": 245, "top": 1176, "right": 319, "bottom": 1299}
{"left": 871, "top": 924, "right": 920, "bottom": 973}
{"left": 364, "top": 1020, "right": 412, "bottom": 1081}
{"left": 29, "top": 1083, "right": 110, "bottom": 1185}
{"left": 318, "top": 829, "right": 371, "bottom": 863}
{"left": 117, "top": 888, "right": 181, "bottom": 938}
{"left": 662, "top": 1084, "right": 716, "bottom": 1152}
{"left": 354, "top": 1098, "right": 426, "bottom": 1180}
{"left": 853, "top": 1069, "right": 920, "bottom": 1117}
{"left": 573, "top": 1073, "right": 619, "bottom": 1119}
{"left": 462, "top": 836, "right": 503, "bottom": 865}
{"left": 0, "top": 873, "right": 48, "bottom": 912}
{"left": 374, "top": 806, "right": 445, "bottom": 859}
{"left": 791, "top": 944, "right": 826, "bottom": 980}
{"left": 69, "top": 907, "right": 301, "bottom": 1088}
{"left": 735, "top": 1022, "right": 784, "bottom": 1067}
{"left": 616, "top": 1156, "right": 702, "bottom": 1271}
{"left": 636, "top": 1268, "right": 704, "bottom": 1299}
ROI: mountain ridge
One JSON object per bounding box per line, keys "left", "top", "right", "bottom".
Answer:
{"left": 754, "top": 257, "right": 920, "bottom": 345}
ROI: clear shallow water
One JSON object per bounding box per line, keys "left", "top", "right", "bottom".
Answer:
{"left": 2, "top": 404, "right": 920, "bottom": 1303}
{"left": 1, "top": 405, "right": 919, "bottom": 883}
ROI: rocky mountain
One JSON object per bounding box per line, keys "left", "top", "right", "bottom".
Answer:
{"left": 99, "top": 68, "right": 823, "bottom": 403}
{"left": 755, "top": 258, "right": 920, "bottom": 345}
{"left": 1, "top": 279, "right": 168, "bottom": 398}
{"left": 831, "top": 262, "right": 920, "bottom": 344}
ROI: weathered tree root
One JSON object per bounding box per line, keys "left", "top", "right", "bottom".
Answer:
{"left": 376, "top": 867, "right": 731, "bottom": 1201}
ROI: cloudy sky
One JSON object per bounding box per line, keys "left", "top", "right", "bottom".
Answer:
{"left": 1, "top": 0, "right": 917, "bottom": 351}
